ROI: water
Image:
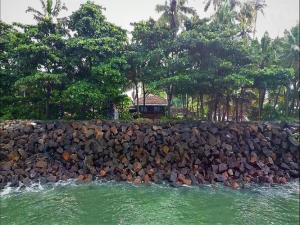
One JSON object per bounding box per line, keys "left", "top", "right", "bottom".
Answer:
{"left": 1, "top": 181, "right": 299, "bottom": 225}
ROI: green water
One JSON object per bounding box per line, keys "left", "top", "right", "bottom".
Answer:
{"left": 1, "top": 181, "right": 299, "bottom": 225}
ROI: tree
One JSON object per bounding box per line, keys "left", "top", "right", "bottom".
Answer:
{"left": 26, "top": 0, "right": 67, "bottom": 22}
{"left": 251, "top": 0, "right": 267, "bottom": 38}
{"left": 62, "top": 2, "right": 128, "bottom": 118}
{"left": 156, "top": 0, "right": 197, "bottom": 34}
{"left": 204, "top": 0, "right": 240, "bottom": 12}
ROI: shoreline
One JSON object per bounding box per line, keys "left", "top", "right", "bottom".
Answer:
{"left": 0, "top": 120, "right": 299, "bottom": 189}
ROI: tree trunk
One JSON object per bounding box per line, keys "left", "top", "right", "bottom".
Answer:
{"left": 258, "top": 88, "right": 266, "bottom": 121}
{"left": 213, "top": 95, "right": 218, "bottom": 122}
{"left": 235, "top": 97, "right": 239, "bottom": 122}
{"left": 196, "top": 95, "right": 200, "bottom": 118}
{"left": 273, "top": 86, "right": 281, "bottom": 110}
{"left": 142, "top": 82, "right": 146, "bottom": 106}
{"left": 208, "top": 96, "right": 213, "bottom": 121}
{"left": 285, "top": 85, "right": 290, "bottom": 116}
{"left": 239, "top": 88, "right": 245, "bottom": 122}
{"left": 166, "top": 84, "right": 173, "bottom": 117}
{"left": 253, "top": 11, "right": 258, "bottom": 39}
{"left": 226, "top": 95, "right": 230, "bottom": 121}
{"left": 135, "top": 81, "right": 140, "bottom": 116}
{"left": 200, "top": 94, "right": 204, "bottom": 119}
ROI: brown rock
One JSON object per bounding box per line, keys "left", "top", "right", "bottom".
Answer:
{"left": 36, "top": 160, "right": 47, "bottom": 169}
{"left": 183, "top": 178, "right": 192, "bottom": 186}
{"left": 152, "top": 125, "right": 161, "bottom": 131}
{"left": 208, "top": 134, "right": 217, "bottom": 146}
{"left": 250, "top": 152, "right": 257, "bottom": 164}
{"left": 133, "top": 162, "right": 142, "bottom": 172}
{"left": 110, "top": 126, "right": 118, "bottom": 135}
{"left": 99, "top": 170, "right": 107, "bottom": 177}
{"left": 133, "top": 176, "right": 142, "bottom": 184}
{"left": 86, "top": 129, "right": 94, "bottom": 138}
{"left": 127, "top": 174, "right": 133, "bottom": 182}
{"left": 162, "top": 146, "right": 169, "bottom": 154}
{"left": 47, "top": 175, "right": 57, "bottom": 182}
{"left": 62, "top": 151, "right": 70, "bottom": 161}
{"left": 144, "top": 174, "right": 151, "bottom": 183}
{"left": 8, "top": 151, "right": 20, "bottom": 162}
{"left": 0, "top": 161, "right": 12, "bottom": 171}
{"left": 231, "top": 181, "right": 240, "bottom": 189}
{"left": 95, "top": 128, "right": 104, "bottom": 140}
{"left": 267, "top": 156, "right": 274, "bottom": 165}
{"left": 219, "top": 163, "right": 228, "bottom": 173}
{"left": 288, "top": 136, "right": 299, "bottom": 147}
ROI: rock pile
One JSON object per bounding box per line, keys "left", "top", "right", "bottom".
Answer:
{"left": 0, "top": 120, "right": 299, "bottom": 189}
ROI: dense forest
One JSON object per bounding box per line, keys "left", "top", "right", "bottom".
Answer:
{"left": 0, "top": 0, "right": 299, "bottom": 121}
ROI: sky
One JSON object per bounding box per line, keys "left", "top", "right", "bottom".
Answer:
{"left": 1, "top": 0, "right": 299, "bottom": 39}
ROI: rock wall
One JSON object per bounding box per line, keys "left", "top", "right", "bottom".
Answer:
{"left": 0, "top": 120, "right": 299, "bottom": 189}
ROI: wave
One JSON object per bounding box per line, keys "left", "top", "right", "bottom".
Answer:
{"left": 1, "top": 178, "right": 299, "bottom": 199}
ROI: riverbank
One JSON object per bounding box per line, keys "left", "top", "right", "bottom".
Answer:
{"left": 0, "top": 120, "right": 299, "bottom": 189}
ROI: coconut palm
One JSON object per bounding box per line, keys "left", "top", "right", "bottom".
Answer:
{"left": 204, "top": 0, "right": 240, "bottom": 12}
{"left": 26, "top": 0, "right": 67, "bottom": 21}
{"left": 251, "top": 0, "right": 267, "bottom": 38}
{"left": 155, "top": 0, "right": 197, "bottom": 33}
{"left": 237, "top": 1, "right": 255, "bottom": 40}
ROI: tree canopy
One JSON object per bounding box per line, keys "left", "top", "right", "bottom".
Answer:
{"left": 0, "top": 0, "right": 299, "bottom": 122}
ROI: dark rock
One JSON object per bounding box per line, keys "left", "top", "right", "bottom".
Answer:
{"left": 218, "top": 163, "right": 228, "bottom": 173}
{"left": 288, "top": 136, "right": 299, "bottom": 147}
{"left": 47, "top": 175, "right": 57, "bottom": 182}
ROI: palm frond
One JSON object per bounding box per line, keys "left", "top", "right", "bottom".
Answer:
{"left": 26, "top": 7, "right": 44, "bottom": 17}
{"left": 204, "top": 0, "right": 212, "bottom": 12}
{"left": 46, "top": 0, "right": 53, "bottom": 16}
{"left": 40, "top": 0, "right": 47, "bottom": 11}
{"left": 179, "top": 5, "right": 197, "bottom": 16}
{"left": 155, "top": 2, "right": 169, "bottom": 13}
{"left": 52, "top": 0, "right": 67, "bottom": 17}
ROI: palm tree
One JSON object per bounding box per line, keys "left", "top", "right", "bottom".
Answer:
{"left": 237, "top": 1, "right": 255, "bottom": 40}
{"left": 281, "top": 25, "right": 300, "bottom": 115}
{"left": 155, "top": 0, "right": 197, "bottom": 34}
{"left": 251, "top": 0, "right": 267, "bottom": 38}
{"left": 204, "top": 0, "right": 240, "bottom": 12}
{"left": 26, "top": 0, "right": 67, "bottom": 22}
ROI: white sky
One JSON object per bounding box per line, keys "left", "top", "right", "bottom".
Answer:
{"left": 1, "top": 0, "right": 299, "bottom": 39}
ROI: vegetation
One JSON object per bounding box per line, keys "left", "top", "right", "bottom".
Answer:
{"left": 0, "top": 0, "right": 299, "bottom": 122}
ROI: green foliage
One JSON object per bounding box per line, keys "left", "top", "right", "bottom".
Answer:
{"left": 0, "top": 1, "right": 298, "bottom": 122}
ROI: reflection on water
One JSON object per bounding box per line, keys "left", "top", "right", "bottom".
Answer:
{"left": 0, "top": 180, "right": 299, "bottom": 225}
